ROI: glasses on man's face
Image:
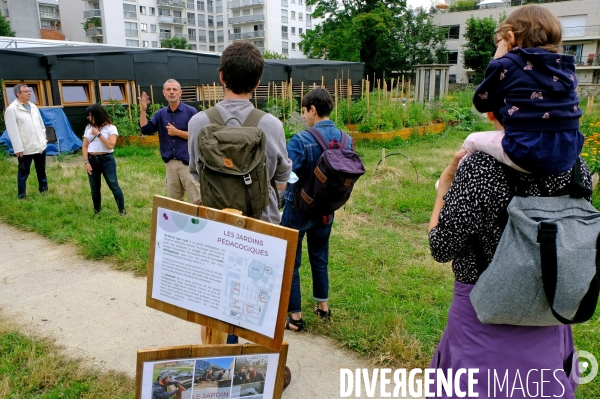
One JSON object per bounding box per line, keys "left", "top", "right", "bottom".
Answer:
{"left": 20, "top": 90, "right": 31, "bottom": 94}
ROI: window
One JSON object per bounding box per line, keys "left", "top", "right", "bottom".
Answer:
{"left": 191, "top": 44, "right": 197, "bottom": 50}
{"left": 208, "top": 16, "right": 214, "bottom": 28}
{"left": 93, "top": 2, "right": 100, "bottom": 10}
{"left": 198, "top": 29, "right": 207, "bottom": 42}
{"left": 281, "top": 25, "right": 288, "bottom": 39}
{"left": 188, "top": 28, "right": 196, "bottom": 40}
{"left": 126, "top": 39, "right": 139, "bottom": 47}
{"left": 292, "top": 42, "right": 296, "bottom": 50}
{"left": 299, "top": 0, "right": 303, "bottom": 4}
{"left": 197, "top": 0, "right": 205, "bottom": 11}
{"left": 218, "top": 45, "right": 224, "bottom": 51}
{"left": 150, "top": 24, "right": 157, "bottom": 32}
{"left": 281, "top": 0, "right": 287, "bottom": 6}
{"left": 125, "top": 22, "right": 138, "bottom": 36}
{"left": 254, "top": 24, "right": 263, "bottom": 31}
{"left": 442, "top": 25, "right": 460, "bottom": 40}
{"left": 209, "top": 30, "right": 215, "bottom": 42}
{"left": 159, "top": 8, "right": 170, "bottom": 16}
{"left": 58, "top": 81, "right": 94, "bottom": 106}
{"left": 216, "top": 0, "right": 223, "bottom": 13}
{"left": 123, "top": 3, "right": 136, "bottom": 19}
{"left": 291, "top": 11, "right": 295, "bottom": 19}
{"left": 139, "top": 5, "right": 146, "bottom": 14}
{"left": 564, "top": 44, "right": 583, "bottom": 64}
{"left": 198, "top": 14, "right": 205, "bottom": 27}
{"left": 149, "top": 7, "right": 155, "bottom": 15}
{"left": 4, "top": 81, "right": 45, "bottom": 105}
{"left": 299, "top": 12, "right": 303, "bottom": 20}
{"left": 207, "top": 0, "right": 213, "bottom": 12}
{"left": 152, "top": 41, "right": 158, "bottom": 47}
{"left": 99, "top": 81, "right": 129, "bottom": 103}
{"left": 282, "top": 41, "right": 288, "bottom": 55}
{"left": 140, "top": 23, "right": 147, "bottom": 31}
{"left": 217, "top": 15, "right": 223, "bottom": 28}
{"left": 187, "top": 12, "right": 195, "bottom": 25}
{"left": 217, "top": 30, "right": 223, "bottom": 42}
{"left": 306, "top": 4, "right": 311, "bottom": 11}
{"left": 447, "top": 51, "right": 458, "bottom": 64}
{"left": 299, "top": 28, "right": 302, "bottom": 35}
{"left": 199, "top": 44, "right": 207, "bottom": 51}
{"left": 291, "top": 27, "right": 295, "bottom": 35}
{"left": 142, "top": 40, "right": 149, "bottom": 47}
{"left": 209, "top": 45, "right": 215, "bottom": 52}
{"left": 281, "top": 10, "right": 287, "bottom": 23}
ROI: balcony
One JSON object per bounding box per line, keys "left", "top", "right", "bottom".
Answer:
{"left": 123, "top": 11, "right": 137, "bottom": 19}
{"left": 228, "top": 30, "right": 264, "bottom": 40}
{"left": 157, "top": 0, "right": 185, "bottom": 8}
{"left": 186, "top": 1, "right": 195, "bottom": 8}
{"left": 158, "top": 15, "right": 187, "bottom": 24}
{"left": 188, "top": 18, "right": 196, "bottom": 26}
{"left": 227, "top": 0, "right": 263, "bottom": 9}
{"left": 125, "top": 29, "right": 138, "bottom": 37}
{"left": 83, "top": 9, "right": 101, "bottom": 18}
{"left": 185, "top": 33, "right": 196, "bottom": 41}
{"left": 85, "top": 27, "right": 103, "bottom": 37}
{"left": 39, "top": 12, "right": 60, "bottom": 20}
{"left": 159, "top": 32, "right": 171, "bottom": 39}
{"left": 563, "top": 25, "right": 600, "bottom": 41}
{"left": 228, "top": 13, "right": 264, "bottom": 24}
{"left": 572, "top": 54, "right": 600, "bottom": 67}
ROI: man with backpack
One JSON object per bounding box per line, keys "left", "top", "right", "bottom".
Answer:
{"left": 187, "top": 41, "right": 292, "bottom": 345}
{"left": 282, "top": 88, "right": 363, "bottom": 332}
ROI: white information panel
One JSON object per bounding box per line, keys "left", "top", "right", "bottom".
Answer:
{"left": 140, "top": 353, "right": 279, "bottom": 399}
{"left": 152, "top": 207, "right": 288, "bottom": 338}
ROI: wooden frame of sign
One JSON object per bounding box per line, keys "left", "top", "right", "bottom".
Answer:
{"left": 136, "top": 342, "right": 289, "bottom": 399}
{"left": 147, "top": 195, "right": 298, "bottom": 351}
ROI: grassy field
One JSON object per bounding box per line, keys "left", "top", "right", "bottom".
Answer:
{"left": 0, "top": 126, "right": 598, "bottom": 397}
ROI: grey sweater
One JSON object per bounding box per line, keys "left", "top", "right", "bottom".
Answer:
{"left": 188, "top": 100, "right": 292, "bottom": 224}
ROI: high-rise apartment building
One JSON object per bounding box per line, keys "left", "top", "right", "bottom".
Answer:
{"left": 55, "top": 0, "right": 314, "bottom": 56}
{"left": 0, "top": 0, "right": 64, "bottom": 40}
{"left": 431, "top": 0, "right": 600, "bottom": 84}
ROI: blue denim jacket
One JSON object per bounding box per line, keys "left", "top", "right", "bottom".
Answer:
{"left": 283, "top": 120, "right": 352, "bottom": 203}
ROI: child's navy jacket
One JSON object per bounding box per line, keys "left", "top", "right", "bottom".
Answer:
{"left": 473, "top": 47, "right": 583, "bottom": 174}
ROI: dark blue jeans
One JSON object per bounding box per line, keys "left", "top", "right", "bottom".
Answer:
{"left": 17, "top": 150, "right": 48, "bottom": 198}
{"left": 87, "top": 153, "right": 125, "bottom": 212}
{"left": 281, "top": 200, "right": 334, "bottom": 313}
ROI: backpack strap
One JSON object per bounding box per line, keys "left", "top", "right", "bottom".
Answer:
{"left": 538, "top": 222, "right": 600, "bottom": 324}
{"left": 243, "top": 109, "right": 267, "bottom": 127}
{"left": 204, "top": 107, "right": 227, "bottom": 126}
{"left": 306, "top": 127, "right": 349, "bottom": 150}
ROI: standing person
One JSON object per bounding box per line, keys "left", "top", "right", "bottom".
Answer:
{"left": 428, "top": 146, "right": 588, "bottom": 396}
{"left": 82, "top": 104, "right": 126, "bottom": 216}
{"left": 281, "top": 88, "right": 349, "bottom": 331}
{"left": 468, "top": 5, "right": 583, "bottom": 175}
{"left": 5, "top": 84, "right": 48, "bottom": 199}
{"left": 140, "top": 79, "right": 201, "bottom": 204}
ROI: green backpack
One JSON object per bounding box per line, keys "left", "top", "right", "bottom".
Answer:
{"left": 196, "top": 107, "right": 269, "bottom": 219}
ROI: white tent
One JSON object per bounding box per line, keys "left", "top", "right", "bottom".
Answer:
{"left": 478, "top": 0, "right": 506, "bottom": 8}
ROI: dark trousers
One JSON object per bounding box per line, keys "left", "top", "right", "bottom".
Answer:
{"left": 17, "top": 150, "right": 48, "bottom": 198}
{"left": 87, "top": 153, "right": 125, "bottom": 212}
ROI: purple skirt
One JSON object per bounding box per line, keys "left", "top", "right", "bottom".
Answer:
{"left": 428, "top": 281, "right": 578, "bottom": 398}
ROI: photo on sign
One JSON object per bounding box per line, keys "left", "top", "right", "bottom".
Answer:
{"left": 151, "top": 360, "right": 195, "bottom": 399}
{"left": 192, "top": 357, "right": 234, "bottom": 398}
{"left": 230, "top": 354, "right": 270, "bottom": 398}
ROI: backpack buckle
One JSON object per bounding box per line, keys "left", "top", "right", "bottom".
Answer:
{"left": 243, "top": 174, "right": 252, "bottom": 185}
{"left": 537, "top": 222, "right": 557, "bottom": 243}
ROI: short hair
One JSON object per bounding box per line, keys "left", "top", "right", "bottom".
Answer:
{"left": 301, "top": 88, "right": 334, "bottom": 117}
{"left": 157, "top": 371, "right": 172, "bottom": 381}
{"left": 219, "top": 41, "right": 264, "bottom": 94}
{"left": 13, "top": 84, "right": 28, "bottom": 97}
{"left": 163, "top": 79, "right": 181, "bottom": 90}
{"left": 496, "top": 4, "right": 562, "bottom": 53}
{"left": 86, "top": 104, "right": 113, "bottom": 127}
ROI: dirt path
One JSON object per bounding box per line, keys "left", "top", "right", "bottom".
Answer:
{"left": 0, "top": 223, "right": 421, "bottom": 398}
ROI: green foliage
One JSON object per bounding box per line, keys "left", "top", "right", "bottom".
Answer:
{"left": 0, "top": 14, "right": 15, "bottom": 37}
{"left": 262, "top": 49, "right": 288, "bottom": 59}
{"left": 104, "top": 101, "right": 160, "bottom": 137}
{"left": 160, "top": 36, "right": 192, "bottom": 50}
{"left": 449, "top": 0, "right": 477, "bottom": 12}
{"left": 580, "top": 102, "right": 600, "bottom": 174}
{"left": 461, "top": 15, "right": 498, "bottom": 84}
{"left": 82, "top": 16, "right": 102, "bottom": 31}
{"left": 300, "top": 1, "right": 447, "bottom": 78}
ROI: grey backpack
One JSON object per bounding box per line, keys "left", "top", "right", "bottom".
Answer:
{"left": 196, "top": 107, "right": 270, "bottom": 219}
{"left": 470, "top": 159, "right": 600, "bottom": 326}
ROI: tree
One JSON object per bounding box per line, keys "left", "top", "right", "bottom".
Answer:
{"left": 160, "top": 36, "right": 192, "bottom": 50}
{"left": 299, "top": 1, "right": 447, "bottom": 79}
{"left": 262, "top": 49, "right": 287, "bottom": 59}
{"left": 461, "top": 15, "right": 497, "bottom": 84}
{"left": 0, "top": 14, "right": 15, "bottom": 37}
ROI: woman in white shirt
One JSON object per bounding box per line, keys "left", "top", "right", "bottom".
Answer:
{"left": 82, "top": 104, "right": 126, "bottom": 215}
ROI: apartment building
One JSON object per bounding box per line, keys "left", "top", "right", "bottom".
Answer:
{"left": 53, "top": 0, "right": 312, "bottom": 56}
{"left": 39, "top": 0, "right": 65, "bottom": 40}
{"left": 431, "top": 0, "right": 600, "bottom": 84}
{"left": 0, "top": 0, "right": 64, "bottom": 40}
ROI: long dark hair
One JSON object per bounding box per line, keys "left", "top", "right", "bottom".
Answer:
{"left": 86, "top": 104, "right": 113, "bottom": 127}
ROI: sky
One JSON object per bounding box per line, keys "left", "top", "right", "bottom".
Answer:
{"left": 406, "top": 0, "right": 438, "bottom": 9}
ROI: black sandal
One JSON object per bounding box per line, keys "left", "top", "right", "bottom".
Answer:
{"left": 314, "top": 306, "right": 331, "bottom": 321}
{"left": 285, "top": 315, "right": 304, "bottom": 332}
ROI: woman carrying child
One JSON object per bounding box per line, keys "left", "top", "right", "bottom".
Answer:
{"left": 428, "top": 5, "right": 589, "bottom": 398}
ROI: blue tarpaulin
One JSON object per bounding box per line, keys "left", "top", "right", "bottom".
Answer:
{"left": 0, "top": 107, "right": 82, "bottom": 155}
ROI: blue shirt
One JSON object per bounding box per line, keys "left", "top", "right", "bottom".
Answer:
{"left": 284, "top": 119, "right": 352, "bottom": 202}
{"left": 141, "top": 101, "right": 197, "bottom": 164}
